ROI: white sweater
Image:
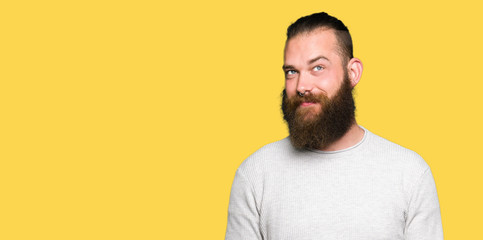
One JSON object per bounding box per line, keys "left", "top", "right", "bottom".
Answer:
{"left": 226, "top": 127, "right": 443, "bottom": 240}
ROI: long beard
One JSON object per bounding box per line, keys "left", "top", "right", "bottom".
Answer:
{"left": 281, "top": 76, "right": 356, "bottom": 150}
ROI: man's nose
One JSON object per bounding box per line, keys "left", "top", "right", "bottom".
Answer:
{"left": 296, "top": 72, "right": 313, "bottom": 95}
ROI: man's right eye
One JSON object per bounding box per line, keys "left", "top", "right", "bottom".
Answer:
{"left": 286, "top": 70, "right": 297, "bottom": 75}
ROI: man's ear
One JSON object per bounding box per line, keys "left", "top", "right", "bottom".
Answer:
{"left": 347, "top": 58, "right": 363, "bottom": 87}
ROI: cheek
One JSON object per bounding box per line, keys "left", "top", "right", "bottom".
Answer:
{"left": 285, "top": 80, "right": 297, "bottom": 97}
{"left": 314, "top": 73, "right": 343, "bottom": 98}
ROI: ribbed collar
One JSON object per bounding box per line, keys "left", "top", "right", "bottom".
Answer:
{"left": 302, "top": 126, "right": 370, "bottom": 159}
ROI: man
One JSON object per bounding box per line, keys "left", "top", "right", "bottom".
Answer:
{"left": 225, "top": 12, "right": 443, "bottom": 240}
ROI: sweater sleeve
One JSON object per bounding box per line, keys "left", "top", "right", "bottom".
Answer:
{"left": 404, "top": 168, "right": 444, "bottom": 240}
{"left": 225, "top": 169, "right": 262, "bottom": 240}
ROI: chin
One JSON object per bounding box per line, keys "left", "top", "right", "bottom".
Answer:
{"left": 298, "top": 109, "right": 321, "bottom": 122}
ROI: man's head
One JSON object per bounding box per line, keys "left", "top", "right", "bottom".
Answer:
{"left": 287, "top": 12, "right": 353, "bottom": 65}
{"left": 281, "top": 12, "right": 363, "bottom": 150}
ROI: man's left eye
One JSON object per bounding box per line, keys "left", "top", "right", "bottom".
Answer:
{"left": 313, "top": 66, "right": 323, "bottom": 71}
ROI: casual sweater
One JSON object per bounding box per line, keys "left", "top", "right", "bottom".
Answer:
{"left": 225, "top": 127, "right": 443, "bottom": 240}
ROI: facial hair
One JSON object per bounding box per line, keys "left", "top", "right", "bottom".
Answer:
{"left": 281, "top": 75, "right": 356, "bottom": 150}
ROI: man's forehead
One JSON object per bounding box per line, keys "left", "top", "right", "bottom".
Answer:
{"left": 284, "top": 28, "right": 339, "bottom": 61}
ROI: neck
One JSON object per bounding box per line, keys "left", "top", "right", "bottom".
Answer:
{"left": 319, "top": 122, "right": 365, "bottom": 151}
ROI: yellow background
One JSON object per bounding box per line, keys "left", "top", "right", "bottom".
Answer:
{"left": 1, "top": 0, "right": 482, "bottom": 239}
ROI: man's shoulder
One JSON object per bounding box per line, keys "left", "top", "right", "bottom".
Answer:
{"left": 237, "top": 137, "right": 292, "bottom": 174}
{"left": 366, "top": 129, "right": 429, "bottom": 172}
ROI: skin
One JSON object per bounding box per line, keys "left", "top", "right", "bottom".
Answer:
{"left": 283, "top": 28, "right": 365, "bottom": 151}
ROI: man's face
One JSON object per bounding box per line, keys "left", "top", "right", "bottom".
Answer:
{"left": 283, "top": 28, "right": 347, "bottom": 107}
{"left": 281, "top": 28, "right": 356, "bottom": 150}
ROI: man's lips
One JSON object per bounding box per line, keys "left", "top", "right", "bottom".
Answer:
{"left": 300, "top": 102, "right": 316, "bottom": 107}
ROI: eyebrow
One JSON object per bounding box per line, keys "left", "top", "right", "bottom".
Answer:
{"left": 282, "top": 55, "right": 330, "bottom": 70}
{"left": 308, "top": 55, "right": 330, "bottom": 65}
{"left": 282, "top": 65, "right": 295, "bottom": 71}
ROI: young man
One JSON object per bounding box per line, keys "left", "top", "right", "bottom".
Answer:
{"left": 225, "top": 12, "right": 443, "bottom": 240}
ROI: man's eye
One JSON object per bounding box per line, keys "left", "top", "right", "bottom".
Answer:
{"left": 286, "top": 70, "right": 297, "bottom": 75}
{"left": 313, "top": 66, "right": 323, "bottom": 71}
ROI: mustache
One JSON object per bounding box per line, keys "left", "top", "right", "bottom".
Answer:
{"left": 287, "top": 92, "right": 329, "bottom": 107}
